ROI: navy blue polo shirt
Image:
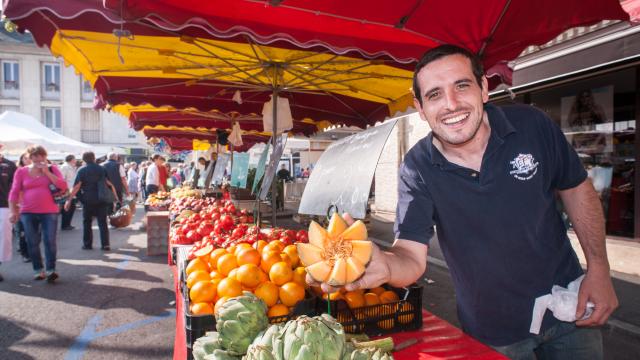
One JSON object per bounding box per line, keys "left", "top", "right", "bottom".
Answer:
{"left": 395, "top": 104, "right": 586, "bottom": 346}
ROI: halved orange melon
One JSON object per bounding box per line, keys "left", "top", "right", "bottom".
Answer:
{"left": 296, "top": 213, "right": 372, "bottom": 286}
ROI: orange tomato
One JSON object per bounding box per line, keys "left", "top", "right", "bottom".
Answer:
{"left": 369, "top": 287, "right": 386, "bottom": 296}
{"left": 282, "top": 245, "right": 299, "bottom": 267}
{"left": 267, "top": 304, "right": 290, "bottom": 318}
{"left": 190, "top": 302, "right": 214, "bottom": 315}
{"left": 291, "top": 267, "right": 307, "bottom": 286}
{"left": 208, "top": 248, "right": 229, "bottom": 270}
{"left": 236, "top": 263, "right": 262, "bottom": 288}
{"left": 279, "top": 282, "right": 305, "bottom": 307}
{"left": 227, "top": 268, "right": 239, "bottom": 281}
{"left": 254, "top": 281, "right": 279, "bottom": 307}
{"left": 263, "top": 240, "right": 285, "bottom": 254}
{"left": 260, "top": 251, "right": 282, "bottom": 273}
{"left": 236, "top": 248, "right": 261, "bottom": 266}
{"left": 269, "top": 262, "right": 293, "bottom": 286}
{"left": 234, "top": 243, "right": 253, "bottom": 256}
{"left": 186, "top": 270, "right": 211, "bottom": 289}
{"left": 379, "top": 290, "right": 400, "bottom": 304}
{"left": 217, "top": 277, "right": 243, "bottom": 299}
{"left": 190, "top": 281, "right": 217, "bottom": 303}
{"left": 217, "top": 253, "right": 238, "bottom": 276}
{"left": 253, "top": 240, "right": 268, "bottom": 255}
{"left": 364, "top": 292, "right": 380, "bottom": 306}
{"left": 344, "top": 291, "right": 365, "bottom": 309}
{"left": 186, "top": 258, "right": 209, "bottom": 276}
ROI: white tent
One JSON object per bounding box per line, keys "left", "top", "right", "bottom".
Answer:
{"left": 0, "top": 111, "right": 92, "bottom": 158}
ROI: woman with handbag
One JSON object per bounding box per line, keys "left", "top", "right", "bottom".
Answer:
{"left": 9, "top": 145, "right": 67, "bottom": 282}
{"left": 65, "top": 151, "right": 117, "bottom": 251}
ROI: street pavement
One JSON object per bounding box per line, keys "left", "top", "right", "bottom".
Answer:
{"left": 0, "top": 205, "right": 175, "bottom": 360}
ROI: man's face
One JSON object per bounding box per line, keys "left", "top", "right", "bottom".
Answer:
{"left": 413, "top": 54, "right": 489, "bottom": 147}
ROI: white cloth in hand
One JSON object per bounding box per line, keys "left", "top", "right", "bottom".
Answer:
{"left": 530, "top": 275, "right": 595, "bottom": 334}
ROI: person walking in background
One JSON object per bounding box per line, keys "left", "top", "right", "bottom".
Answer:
{"left": 65, "top": 151, "right": 117, "bottom": 251}
{"left": 138, "top": 161, "right": 148, "bottom": 201}
{"left": 145, "top": 155, "right": 162, "bottom": 196}
{"left": 14, "top": 153, "right": 31, "bottom": 262}
{"left": 127, "top": 162, "right": 140, "bottom": 203}
{"left": 9, "top": 145, "right": 67, "bottom": 282}
{"left": 0, "top": 144, "right": 17, "bottom": 281}
{"left": 102, "top": 153, "right": 128, "bottom": 214}
{"left": 158, "top": 156, "right": 168, "bottom": 192}
{"left": 59, "top": 154, "right": 77, "bottom": 231}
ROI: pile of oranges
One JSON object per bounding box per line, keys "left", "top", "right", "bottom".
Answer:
{"left": 185, "top": 240, "right": 307, "bottom": 318}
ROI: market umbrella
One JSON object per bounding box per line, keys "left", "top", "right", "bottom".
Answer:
{"left": 114, "top": 105, "right": 321, "bottom": 136}
{"left": 106, "top": 0, "right": 631, "bottom": 79}
{"left": 144, "top": 128, "right": 267, "bottom": 153}
{"left": 0, "top": 111, "right": 93, "bottom": 155}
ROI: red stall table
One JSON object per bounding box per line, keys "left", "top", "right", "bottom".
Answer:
{"left": 171, "top": 263, "right": 506, "bottom": 360}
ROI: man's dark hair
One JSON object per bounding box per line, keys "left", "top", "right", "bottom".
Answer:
{"left": 413, "top": 44, "right": 484, "bottom": 106}
{"left": 151, "top": 154, "right": 161, "bottom": 161}
{"left": 65, "top": 154, "right": 75, "bottom": 162}
{"left": 82, "top": 151, "right": 96, "bottom": 163}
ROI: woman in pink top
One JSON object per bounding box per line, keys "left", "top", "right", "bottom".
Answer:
{"left": 9, "top": 145, "right": 67, "bottom": 282}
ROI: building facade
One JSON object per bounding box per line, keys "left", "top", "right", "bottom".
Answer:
{"left": 0, "top": 26, "right": 149, "bottom": 158}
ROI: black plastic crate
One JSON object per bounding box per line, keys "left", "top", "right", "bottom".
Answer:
{"left": 317, "top": 285, "right": 423, "bottom": 336}
{"left": 183, "top": 288, "right": 318, "bottom": 348}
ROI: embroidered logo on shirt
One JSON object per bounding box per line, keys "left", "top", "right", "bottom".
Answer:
{"left": 509, "top": 153, "right": 539, "bottom": 180}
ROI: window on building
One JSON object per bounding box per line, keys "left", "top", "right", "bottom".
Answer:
{"left": 529, "top": 68, "right": 636, "bottom": 239}
{"left": 81, "top": 108, "right": 101, "bottom": 143}
{"left": 43, "top": 107, "right": 62, "bottom": 133}
{"left": 1, "top": 61, "right": 20, "bottom": 98}
{"left": 0, "top": 105, "right": 20, "bottom": 113}
{"left": 42, "top": 62, "right": 61, "bottom": 99}
{"left": 81, "top": 78, "right": 94, "bottom": 102}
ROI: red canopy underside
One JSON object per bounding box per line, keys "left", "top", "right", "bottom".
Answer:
{"left": 130, "top": 111, "right": 319, "bottom": 136}
{"left": 96, "top": 76, "right": 390, "bottom": 128}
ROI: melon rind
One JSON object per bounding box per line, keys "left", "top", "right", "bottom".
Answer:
{"left": 327, "top": 257, "right": 347, "bottom": 286}
{"left": 345, "top": 257, "right": 365, "bottom": 283}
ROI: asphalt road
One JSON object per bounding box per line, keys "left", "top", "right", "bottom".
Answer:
{"left": 0, "top": 205, "right": 175, "bottom": 360}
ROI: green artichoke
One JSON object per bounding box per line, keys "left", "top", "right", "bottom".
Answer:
{"left": 343, "top": 348, "right": 394, "bottom": 360}
{"left": 242, "top": 344, "right": 277, "bottom": 360}
{"left": 272, "top": 314, "right": 345, "bottom": 360}
{"left": 216, "top": 292, "right": 269, "bottom": 355}
{"left": 203, "top": 349, "right": 242, "bottom": 360}
{"left": 193, "top": 332, "right": 225, "bottom": 360}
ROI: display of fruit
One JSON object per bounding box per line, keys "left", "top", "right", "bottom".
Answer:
{"left": 171, "top": 186, "right": 202, "bottom": 199}
{"left": 185, "top": 238, "right": 309, "bottom": 318}
{"left": 297, "top": 213, "right": 372, "bottom": 286}
{"left": 215, "top": 292, "right": 269, "bottom": 355}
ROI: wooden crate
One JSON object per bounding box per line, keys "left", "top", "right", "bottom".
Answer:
{"left": 146, "top": 211, "right": 170, "bottom": 256}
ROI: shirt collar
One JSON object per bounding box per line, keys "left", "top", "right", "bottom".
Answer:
{"left": 425, "top": 103, "right": 517, "bottom": 167}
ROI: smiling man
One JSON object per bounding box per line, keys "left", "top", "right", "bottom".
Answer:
{"left": 331, "top": 45, "right": 618, "bottom": 359}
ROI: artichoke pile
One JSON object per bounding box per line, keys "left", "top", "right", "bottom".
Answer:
{"left": 216, "top": 292, "right": 270, "bottom": 355}
{"left": 192, "top": 295, "right": 394, "bottom": 360}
